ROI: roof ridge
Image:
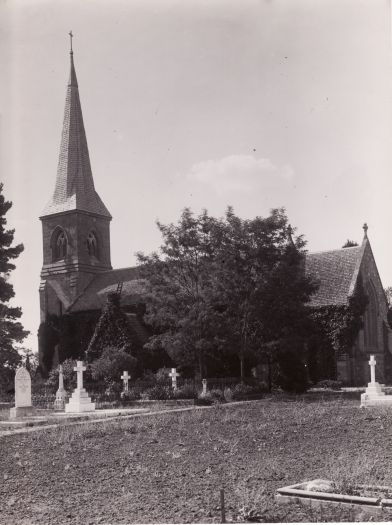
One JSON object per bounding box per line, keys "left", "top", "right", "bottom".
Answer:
{"left": 308, "top": 245, "right": 362, "bottom": 256}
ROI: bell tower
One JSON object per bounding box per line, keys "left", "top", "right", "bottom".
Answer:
{"left": 39, "top": 34, "right": 112, "bottom": 321}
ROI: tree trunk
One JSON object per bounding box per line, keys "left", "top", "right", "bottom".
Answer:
{"left": 198, "top": 352, "right": 204, "bottom": 380}
{"left": 240, "top": 353, "right": 244, "bottom": 382}
{"left": 268, "top": 355, "right": 273, "bottom": 393}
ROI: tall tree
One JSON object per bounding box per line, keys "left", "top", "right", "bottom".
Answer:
{"left": 0, "top": 184, "right": 29, "bottom": 387}
{"left": 210, "top": 209, "right": 318, "bottom": 380}
{"left": 137, "top": 209, "right": 223, "bottom": 378}
{"left": 137, "top": 207, "right": 317, "bottom": 381}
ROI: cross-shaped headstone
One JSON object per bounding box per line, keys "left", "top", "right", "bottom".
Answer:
{"left": 121, "top": 371, "right": 130, "bottom": 392}
{"left": 169, "top": 368, "right": 180, "bottom": 391}
{"left": 369, "top": 355, "right": 377, "bottom": 384}
{"left": 202, "top": 379, "right": 208, "bottom": 395}
{"left": 74, "top": 361, "right": 86, "bottom": 390}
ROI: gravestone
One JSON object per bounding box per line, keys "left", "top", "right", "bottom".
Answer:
{"left": 65, "top": 361, "right": 95, "bottom": 413}
{"left": 202, "top": 379, "right": 208, "bottom": 395}
{"left": 169, "top": 368, "right": 180, "bottom": 391}
{"left": 121, "top": 371, "right": 130, "bottom": 393}
{"left": 10, "top": 367, "right": 37, "bottom": 419}
{"left": 361, "top": 354, "right": 392, "bottom": 407}
{"left": 54, "top": 364, "right": 67, "bottom": 411}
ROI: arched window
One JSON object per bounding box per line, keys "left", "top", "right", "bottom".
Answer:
{"left": 53, "top": 229, "right": 67, "bottom": 261}
{"left": 87, "top": 231, "right": 99, "bottom": 258}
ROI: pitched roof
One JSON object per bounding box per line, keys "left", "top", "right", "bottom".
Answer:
{"left": 68, "top": 243, "right": 367, "bottom": 313}
{"left": 41, "top": 52, "right": 111, "bottom": 218}
{"left": 69, "top": 267, "right": 148, "bottom": 312}
{"left": 305, "top": 244, "right": 364, "bottom": 307}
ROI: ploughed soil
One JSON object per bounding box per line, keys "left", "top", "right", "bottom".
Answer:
{"left": 2, "top": 395, "right": 392, "bottom": 524}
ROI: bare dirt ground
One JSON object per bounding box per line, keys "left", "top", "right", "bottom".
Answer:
{"left": 1, "top": 395, "right": 392, "bottom": 524}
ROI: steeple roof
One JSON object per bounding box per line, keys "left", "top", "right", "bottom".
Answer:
{"left": 41, "top": 48, "right": 111, "bottom": 218}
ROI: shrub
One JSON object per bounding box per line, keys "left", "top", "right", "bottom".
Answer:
{"left": 209, "top": 389, "right": 225, "bottom": 403}
{"left": 174, "top": 384, "right": 196, "bottom": 399}
{"left": 315, "top": 379, "right": 343, "bottom": 390}
{"left": 224, "top": 387, "right": 233, "bottom": 402}
{"left": 104, "top": 381, "right": 122, "bottom": 396}
{"left": 120, "top": 388, "right": 140, "bottom": 404}
{"left": 229, "top": 383, "right": 265, "bottom": 400}
{"left": 142, "top": 384, "right": 174, "bottom": 400}
{"left": 232, "top": 383, "right": 255, "bottom": 400}
{"left": 90, "top": 346, "right": 137, "bottom": 384}
{"left": 154, "top": 367, "right": 171, "bottom": 384}
{"left": 195, "top": 393, "right": 213, "bottom": 405}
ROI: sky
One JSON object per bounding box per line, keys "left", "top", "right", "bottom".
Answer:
{"left": 1, "top": 0, "right": 392, "bottom": 354}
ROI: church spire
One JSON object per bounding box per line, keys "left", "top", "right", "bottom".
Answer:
{"left": 41, "top": 35, "right": 111, "bottom": 218}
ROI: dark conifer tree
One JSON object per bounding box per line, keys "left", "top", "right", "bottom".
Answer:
{"left": 86, "top": 292, "right": 134, "bottom": 362}
{"left": 0, "top": 183, "right": 29, "bottom": 386}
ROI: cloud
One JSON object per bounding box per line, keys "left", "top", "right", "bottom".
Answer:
{"left": 186, "top": 155, "right": 294, "bottom": 194}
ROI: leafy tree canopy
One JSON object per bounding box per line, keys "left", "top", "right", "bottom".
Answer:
{"left": 137, "top": 207, "right": 318, "bottom": 380}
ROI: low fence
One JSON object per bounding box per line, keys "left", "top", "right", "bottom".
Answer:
{"left": 7, "top": 376, "right": 254, "bottom": 409}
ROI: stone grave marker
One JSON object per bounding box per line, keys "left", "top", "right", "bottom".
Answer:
{"left": 361, "top": 354, "right": 392, "bottom": 407}
{"left": 121, "top": 371, "right": 130, "bottom": 393}
{"left": 65, "top": 361, "right": 95, "bottom": 413}
{"left": 54, "top": 364, "right": 67, "bottom": 411}
{"left": 169, "top": 368, "right": 180, "bottom": 391}
{"left": 10, "top": 367, "right": 37, "bottom": 419}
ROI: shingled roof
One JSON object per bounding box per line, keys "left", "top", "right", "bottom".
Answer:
{"left": 41, "top": 51, "right": 111, "bottom": 218}
{"left": 69, "top": 267, "right": 148, "bottom": 312}
{"left": 305, "top": 244, "right": 364, "bottom": 307}
{"left": 68, "top": 240, "right": 368, "bottom": 313}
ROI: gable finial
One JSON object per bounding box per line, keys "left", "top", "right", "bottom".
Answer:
{"left": 363, "top": 222, "right": 368, "bottom": 239}
{"left": 69, "top": 30, "right": 73, "bottom": 55}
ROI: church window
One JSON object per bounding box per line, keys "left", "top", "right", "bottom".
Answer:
{"left": 87, "top": 232, "right": 99, "bottom": 258}
{"left": 53, "top": 229, "right": 67, "bottom": 261}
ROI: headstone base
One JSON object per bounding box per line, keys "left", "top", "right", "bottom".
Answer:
{"left": 9, "top": 406, "right": 38, "bottom": 419}
{"left": 65, "top": 388, "right": 95, "bottom": 413}
{"left": 54, "top": 388, "right": 67, "bottom": 411}
{"left": 361, "top": 382, "right": 392, "bottom": 407}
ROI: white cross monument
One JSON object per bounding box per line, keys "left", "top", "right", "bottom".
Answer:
{"left": 169, "top": 368, "right": 180, "bottom": 391}
{"left": 360, "top": 354, "right": 392, "bottom": 407}
{"left": 369, "top": 355, "right": 377, "bottom": 384}
{"left": 65, "top": 360, "right": 95, "bottom": 413}
{"left": 121, "top": 371, "right": 130, "bottom": 393}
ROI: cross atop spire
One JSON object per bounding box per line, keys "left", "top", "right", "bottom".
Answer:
{"left": 363, "top": 223, "right": 368, "bottom": 240}
{"left": 69, "top": 30, "right": 73, "bottom": 54}
{"left": 41, "top": 40, "right": 111, "bottom": 218}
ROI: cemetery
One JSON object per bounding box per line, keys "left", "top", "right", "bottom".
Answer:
{"left": 1, "top": 357, "right": 392, "bottom": 522}
{"left": 3, "top": 391, "right": 392, "bottom": 523}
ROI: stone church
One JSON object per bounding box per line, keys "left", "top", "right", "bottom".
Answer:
{"left": 39, "top": 47, "right": 392, "bottom": 385}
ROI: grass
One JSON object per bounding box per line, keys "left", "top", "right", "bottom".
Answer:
{"left": 2, "top": 395, "right": 392, "bottom": 523}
